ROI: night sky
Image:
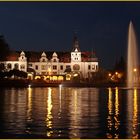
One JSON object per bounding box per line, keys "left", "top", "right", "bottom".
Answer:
{"left": 0, "top": 2, "right": 140, "bottom": 69}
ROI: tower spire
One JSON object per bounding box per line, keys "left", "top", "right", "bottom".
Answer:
{"left": 72, "top": 32, "right": 80, "bottom": 52}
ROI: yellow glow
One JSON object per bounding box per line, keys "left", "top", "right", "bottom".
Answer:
{"left": 108, "top": 73, "right": 111, "bottom": 77}
{"left": 46, "top": 88, "right": 53, "bottom": 137}
{"left": 66, "top": 74, "right": 71, "bottom": 80}
{"left": 115, "top": 72, "right": 118, "bottom": 75}
{"left": 58, "top": 76, "right": 64, "bottom": 81}
{"left": 108, "top": 88, "right": 113, "bottom": 115}
{"left": 132, "top": 88, "right": 138, "bottom": 139}
{"left": 74, "top": 73, "right": 78, "bottom": 77}
{"left": 115, "top": 87, "right": 119, "bottom": 116}
{"left": 114, "top": 87, "right": 120, "bottom": 133}
{"left": 107, "top": 88, "right": 113, "bottom": 130}
{"left": 35, "top": 75, "right": 41, "bottom": 79}
{"left": 27, "top": 87, "right": 32, "bottom": 121}
{"left": 133, "top": 68, "right": 137, "bottom": 72}
{"left": 48, "top": 67, "right": 51, "bottom": 75}
{"left": 52, "top": 76, "right": 57, "bottom": 81}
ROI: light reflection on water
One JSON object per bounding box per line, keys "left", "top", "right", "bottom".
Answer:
{"left": 0, "top": 87, "right": 140, "bottom": 138}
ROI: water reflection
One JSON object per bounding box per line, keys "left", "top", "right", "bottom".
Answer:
{"left": 107, "top": 87, "right": 120, "bottom": 139}
{"left": 1, "top": 87, "right": 140, "bottom": 138}
{"left": 46, "top": 87, "right": 53, "bottom": 137}
{"left": 127, "top": 88, "right": 139, "bottom": 138}
{"left": 27, "top": 87, "right": 32, "bottom": 121}
{"left": 132, "top": 88, "right": 138, "bottom": 138}
{"left": 69, "top": 88, "right": 81, "bottom": 138}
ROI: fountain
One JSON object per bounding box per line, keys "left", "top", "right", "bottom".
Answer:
{"left": 127, "top": 21, "right": 139, "bottom": 87}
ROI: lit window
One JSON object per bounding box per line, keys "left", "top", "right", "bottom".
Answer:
{"left": 41, "top": 65, "right": 46, "bottom": 70}
{"left": 92, "top": 65, "right": 95, "bottom": 70}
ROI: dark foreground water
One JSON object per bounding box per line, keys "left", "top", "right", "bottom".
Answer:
{"left": 0, "top": 86, "right": 140, "bottom": 139}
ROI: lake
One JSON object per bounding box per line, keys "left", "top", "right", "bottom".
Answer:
{"left": 0, "top": 86, "right": 140, "bottom": 138}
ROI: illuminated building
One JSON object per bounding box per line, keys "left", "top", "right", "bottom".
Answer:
{"left": 0, "top": 35, "right": 99, "bottom": 81}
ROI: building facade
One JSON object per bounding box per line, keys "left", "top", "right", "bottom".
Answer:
{"left": 1, "top": 35, "right": 99, "bottom": 81}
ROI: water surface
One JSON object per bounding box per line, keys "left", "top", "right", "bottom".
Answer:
{"left": 0, "top": 86, "right": 140, "bottom": 138}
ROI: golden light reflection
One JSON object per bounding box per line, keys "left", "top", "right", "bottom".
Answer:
{"left": 69, "top": 89, "right": 81, "bottom": 138}
{"left": 107, "top": 87, "right": 113, "bottom": 135}
{"left": 27, "top": 86, "right": 32, "bottom": 121}
{"left": 59, "top": 85, "right": 62, "bottom": 115}
{"left": 74, "top": 90, "right": 78, "bottom": 113}
{"left": 114, "top": 87, "right": 120, "bottom": 138}
{"left": 107, "top": 87, "right": 120, "bottom": 139}
{"left": 46, "top": 87, "right": 53, "bottom": 137}
{"left": 132, "top": 88, "right": 138, "bottom": 139}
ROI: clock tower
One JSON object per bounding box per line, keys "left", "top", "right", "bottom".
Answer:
{"left": 71, "top": 34, "right": 81, "bottom": 62}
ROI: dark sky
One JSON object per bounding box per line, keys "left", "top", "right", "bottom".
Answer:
{"left": 0, "top": 2, "right": 140, "bottom": 69}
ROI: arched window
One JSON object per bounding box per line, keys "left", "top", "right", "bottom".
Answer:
{"left": 14, "top": 63, "right": 19, "bottom": 69}
{"left": 7, "top": 63, "right": 12, "bottom": 69}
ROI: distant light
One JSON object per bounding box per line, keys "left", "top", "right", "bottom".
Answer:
{"left": 28, "top": 84, "right": 31, "bottom": 88}
{"left": 133, "top": 68, "right": 137, "bottom": 72}
{"left": 115, "top": 72, "right": 118, "bottom": 75}
{"left": 74, "top": 73, "right": 78, "bottom": 77}
{"left": 108, "top": 73, "right": 111, "bottom": 77}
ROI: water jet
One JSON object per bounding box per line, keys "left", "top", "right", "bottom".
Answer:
{"left": 127, "top": 21, "right": 139, "bottom": 87}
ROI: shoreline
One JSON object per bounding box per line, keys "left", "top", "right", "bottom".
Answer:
{"left": 0, "top": 79, "right": 125, "bottom": 88}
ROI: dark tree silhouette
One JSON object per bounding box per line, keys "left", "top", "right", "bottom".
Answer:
{"left": 114, "top": 56, "right": 126, "bottom": 72}
{"left": 0, "top": 35, "right": 10, "bottom": 61}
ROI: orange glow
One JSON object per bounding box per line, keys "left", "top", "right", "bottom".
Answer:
{"left": 115, "top": 72, "right": 118, "bottom": 75}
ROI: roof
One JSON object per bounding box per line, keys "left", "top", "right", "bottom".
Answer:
{"left": 6, "top": 52, "right": 19, "bottom": 61}
{"left": 5, "top": 50, "right": 98, "bottom": 62}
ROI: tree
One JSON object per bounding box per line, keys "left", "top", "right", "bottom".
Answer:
{"left": 0, "top": 35, "right": 10, "bottom": 61}
{"left": 114, "top": 56, "right": 126, "bottom": 72}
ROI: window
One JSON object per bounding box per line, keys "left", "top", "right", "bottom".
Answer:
{"left": 66, "top": 65, "right": 70, "bottom": 69}
{"left": 53, "top": 59, "right": 57, "bottom": 62}
{"left": 41, "top": 65, "right": 46, "bottom": 70}
{"left": 92, "top": 65, "right": 95, "bottom": 70}
{"left": 60, "top": 65, "right": 63, "bottom": 70}
{"left": 14, "top": 63, "right": 19, "bottom": 69}
{"left": 88, "top": 65, "right": 91, "bottom": 70}
{"left": 53, "top": 65, "right": 57, "bottom": 70}
{"left": 7, "top": 63, "right": 12, "bottom": 69}
{"left": 28, "top": 64, "right": 32, "bottom": 67}
{"left": 96, "top": 65, "right": 98, "bottom": 70}
{"left": 35, "top": 65, "right": 38, "bottom": 70}
{"left": 42, "top": 59, "right": 45, "bottom": 62}
{"left": 20, "top": 64, "right": 25, "bottom": 69}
